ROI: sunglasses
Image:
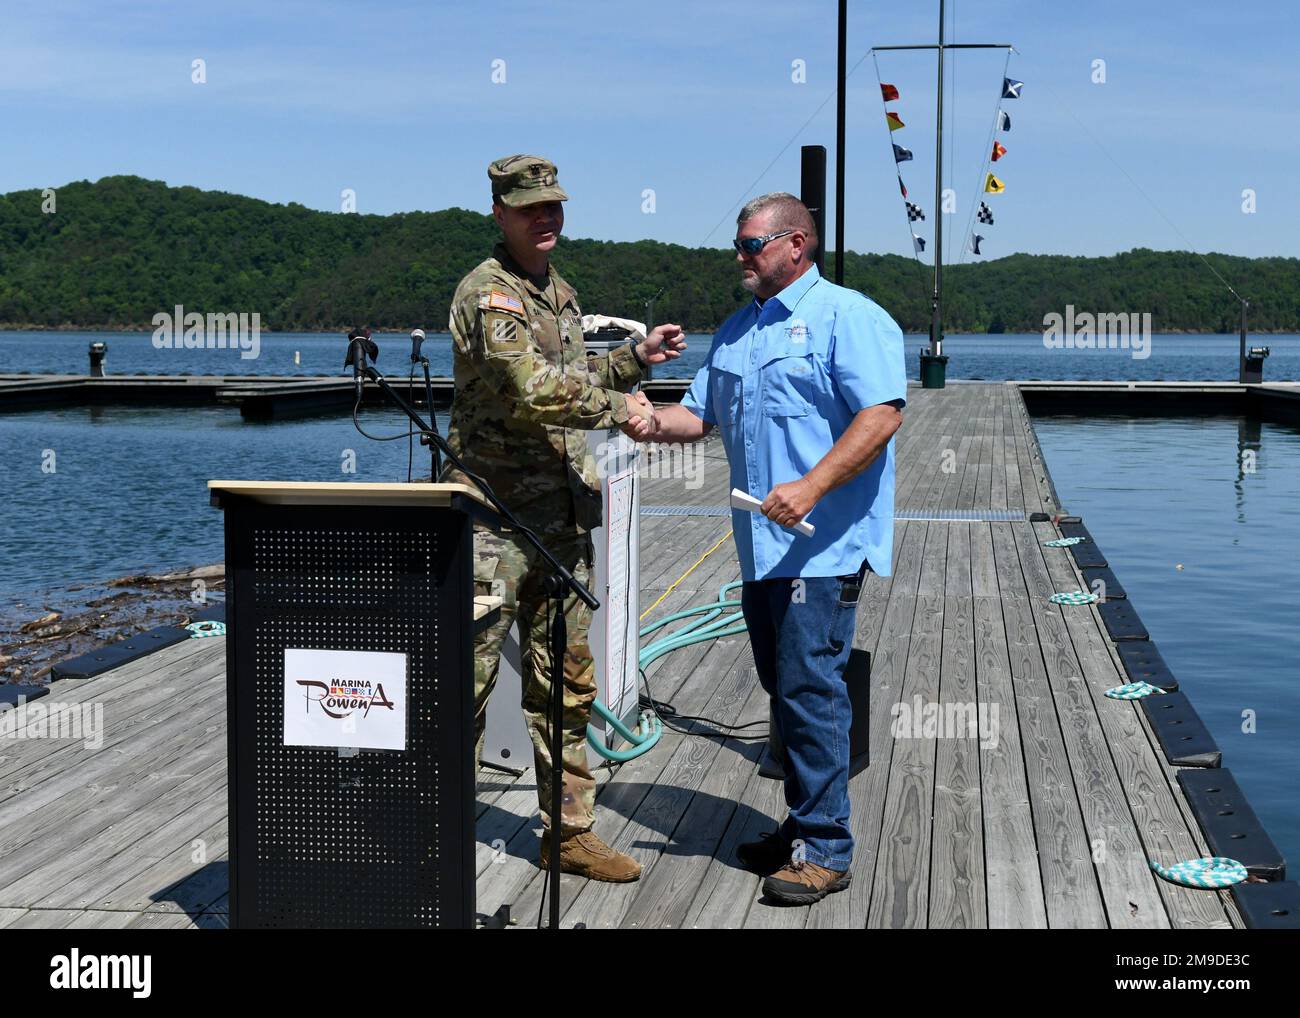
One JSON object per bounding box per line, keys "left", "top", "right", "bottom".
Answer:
{"left": 732, "top": 229, "right": 795, "bottom": 255}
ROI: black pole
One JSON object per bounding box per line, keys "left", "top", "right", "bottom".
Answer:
{"left": 801, "top": 145, "right": 827, "bottom": 278}
{"left": 421, "top": 358, "right": 440, "bottom": 479}
{"left": 1239, "top": 299, "right": 1248, "bottom": 383}
{"left": 545, "top": 578, "right": 567, "bottom": 929}
{"left": 835, "top": 0, "right": 846, "bottom": 284}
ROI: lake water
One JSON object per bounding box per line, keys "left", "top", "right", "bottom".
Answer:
{"left": 2, "top": 328, "right": 1297, "bottom": 608}
{"left": 2, "top": 330, "right": 1298, "bottom": 382}
{"left": 1033, "top": 414, "right": 1300, "bottom": 871}
{"left": 0, "top": 403, "right": 451, "bottom": 624}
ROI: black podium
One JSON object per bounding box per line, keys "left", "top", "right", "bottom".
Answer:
{"left": 209, "top": 481, "right": 501, "bottom": 929}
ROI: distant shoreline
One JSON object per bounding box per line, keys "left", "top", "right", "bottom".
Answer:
{"left": 2, "top": 324, "right": 1297, "bottom": 337}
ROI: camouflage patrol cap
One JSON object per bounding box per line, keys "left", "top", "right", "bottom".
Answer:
{"left": 489, "top": 154, "right": 569, "bottom": 207}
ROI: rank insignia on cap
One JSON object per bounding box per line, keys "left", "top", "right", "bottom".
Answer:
{"left": 487, "top": 291, "right": 525, "bottom": 314}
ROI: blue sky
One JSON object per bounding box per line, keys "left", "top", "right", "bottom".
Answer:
{"left": 3, "top": 0, "right": 1297, "bottom": 263}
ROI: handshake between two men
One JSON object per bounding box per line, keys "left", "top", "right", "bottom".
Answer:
{"left": 610, "top": 319, "right": 860, "bottom": 537}
{"left": 617, "top": 322, "right": 684, "bottom": 443}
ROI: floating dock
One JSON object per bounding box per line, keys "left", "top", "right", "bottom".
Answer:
{"left": 0, "top": 372, "right": 698, "bottom": 419}
{"left": 2, "top": 372, "right": 1299, "bottom": 423}
{"left": 0, "top": 373, "right": 453, "bottom": 419}
{"left": 0, "top": 381, "right": 1291, "bottom": 928}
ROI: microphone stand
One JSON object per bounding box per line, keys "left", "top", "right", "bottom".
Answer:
{"left": 347, "top": 335, "right": 594, "bottom": 931}
{"left": 409, "top": 332, "right": 441, "bottom": 480}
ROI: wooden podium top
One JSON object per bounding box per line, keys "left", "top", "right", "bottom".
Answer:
{"left": 208, "top": 480, "right": 493, "bottom": 510}
{"left": 473, "top": 595, "right": 502, "bottom": 621}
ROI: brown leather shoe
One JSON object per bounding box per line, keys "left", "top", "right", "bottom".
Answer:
{"left": 539, "top": 830, "right": 642, "bottom": 883}
{"left": 762, "top": 860, "right": 851, "bottom": 905}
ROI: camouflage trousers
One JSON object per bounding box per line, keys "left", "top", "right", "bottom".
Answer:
{"left": 473, "top": 522, "right": 598, "bottom": 835}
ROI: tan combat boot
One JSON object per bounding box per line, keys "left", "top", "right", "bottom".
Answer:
{"left": 538, "top": 829, "right": 642, "bottom": 882}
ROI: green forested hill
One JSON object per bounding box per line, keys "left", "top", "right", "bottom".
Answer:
{"left": 0, "top": 176, "right": 1295, "bottom": 332}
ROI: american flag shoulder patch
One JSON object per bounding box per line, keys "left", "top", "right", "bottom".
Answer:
{"left": 487, "top": 290, "right": 525, "bottom": 314}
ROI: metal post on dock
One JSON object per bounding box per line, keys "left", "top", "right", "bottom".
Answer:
{"left": 88, "top": 341, "right": 107, "bottom": 378}
{"left": 1239, "top": 298, "right": 1248, "bottom": 382}
{"left": 930, "top": 0, "right": 946, "bottom": 366}
{"left": 801, "top": 145, "right": 827, "bottom": 279}
{"left": 1238, "top": 298, "right": 1271, "bottom": 384}
{"left": 873, "top": 6, "right": 1012, "bottom": 390}
{"left": 834, "top": 0, "right": 846, "bottom": 285}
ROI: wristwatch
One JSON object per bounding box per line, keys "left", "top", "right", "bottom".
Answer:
{"left": 629, "top": 341, "right": 648, "bottom": 370}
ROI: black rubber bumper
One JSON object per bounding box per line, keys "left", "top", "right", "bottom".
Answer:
{"left": 1229, "top": 880, "right": 1300, "bottom": 929}
{"left": 1178, "top": 768, "right": 1286, "bottom": 880}
{"left": 0, "top": 684, "right": 50, "bottom": 709}
{"left": 50, "top": 603, "right": 226, "bottom": 681}
{"left": 1117, "top": 641, "right": 1179, "bottom": 692}
{"left": 1141, "top": 690, "right": 1221, "bottom": 767}
{"left": 1098, "top": 598, "right": 1150, "bottom": 642}
{"left": 1058, "top": 522, "right": 1108, "bottom": 568}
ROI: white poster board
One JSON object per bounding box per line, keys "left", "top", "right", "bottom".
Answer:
{"left": 283, "top": 648, "right": 407, "bottom": 751}
{"left": 604, "top": 466, "right": 638, "bottom": 725}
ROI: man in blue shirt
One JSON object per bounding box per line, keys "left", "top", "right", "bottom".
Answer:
{"left": 645, "top": 192, "right": 906, "bottom": 904}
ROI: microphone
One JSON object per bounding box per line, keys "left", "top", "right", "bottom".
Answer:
{"left": 344, "top": 327, "right": 378, "bottom": 400}
{"left": 410, "top": 328, "right": 426, "bottom": 364}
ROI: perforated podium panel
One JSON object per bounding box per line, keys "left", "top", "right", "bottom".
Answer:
{"left": 220, "top": 492, "right": 477, "bottom": 929}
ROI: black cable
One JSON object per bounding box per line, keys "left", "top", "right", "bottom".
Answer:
{"left": 637, "top": 666, "right": 768, "bottom": 742}
{"left": 350, "top": 391, "right": 414, "bottom": 442}
{"left": 537, "top": 591, "right": 556, "bottom": 930}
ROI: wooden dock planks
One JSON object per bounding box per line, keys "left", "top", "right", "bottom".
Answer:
{"left": 0, "top": 381, "right": 1239, "bottom": 928}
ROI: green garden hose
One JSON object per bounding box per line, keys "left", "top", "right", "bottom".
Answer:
{"left": 586, "top": 580, "right": 748, "bottom": 762}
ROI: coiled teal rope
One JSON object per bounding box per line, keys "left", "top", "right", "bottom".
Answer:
{"left": 1105, "top": 680, "right": 1165, "bottom": 700}
{"left": 1149, "top": 857, "right": 1247, "bottom": 889}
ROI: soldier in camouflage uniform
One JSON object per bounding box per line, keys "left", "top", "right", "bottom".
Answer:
{"left": 440, "top": 155, "right": 685, "bottom": 882}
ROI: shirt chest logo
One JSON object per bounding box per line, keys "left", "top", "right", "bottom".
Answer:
{"left": 785, "top": 319, "right": 809, "bottom": 344}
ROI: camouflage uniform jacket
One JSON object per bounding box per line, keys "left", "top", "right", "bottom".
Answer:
{"left": 441, "top": 242, "right": 644, "bottom": 532}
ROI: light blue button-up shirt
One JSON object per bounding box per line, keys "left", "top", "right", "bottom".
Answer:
{"left": 681, "top": 264, "right": 907, "bottom": 580}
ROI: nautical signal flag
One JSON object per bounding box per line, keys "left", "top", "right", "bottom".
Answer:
{"left": 998, "top": 110, "right": 1011, "bottom": 131}
{"left": 893, "top": 143, "right": 913, "bottom": 163}
{"left": 984, "top": 173, "right": 1005, "bottom": 194}
{"left": 912, "top": 234, "right": 926, "bottom": 253}
{"left": 969, "top": 234, "right": 985, "bottom": 256}
{"left": 992, "top": 141, "right": 1007, "bottom": 162}
{"left": 898, "top": 176, "right": 908, "bottom": 198}
{"left": 977, "top": 201, "right": 994, "bottom": 225}
{"left": 906, "top": 201, "right": 926, "bottom": 222}
{"left": 886, "top": 111, "right": 905, "bottom": 131}
{"left": 1002, "top": 78, "right": 1023, "bottom": 99}
{"left": 881, "top": 83, "right": 899, "bottom": 101}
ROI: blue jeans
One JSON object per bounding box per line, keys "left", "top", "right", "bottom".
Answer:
{"left": 740, "top": 563, "right": 867, "bottom": 870}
